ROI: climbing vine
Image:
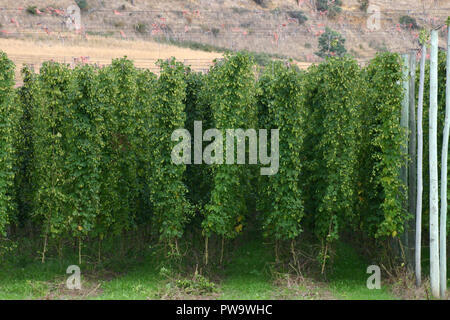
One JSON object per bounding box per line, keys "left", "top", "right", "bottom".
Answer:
{"left": 0, "top": 52, "right": 19, "bottom": 238}
{"left": 359, "top": 52, "right": 408, "bottom": 238}
{"left": 203, "top": 53, "right": 258, "bottom": 240}
{"left": 0, "top": 51, "right": 412, "bottom": 265}
{"left": 64, "top": 65, "right": 103, "bottom": 241}
{"left": 257, "top": 62, "right": 305, "bottom": 241}
{"left": 32, "top": 62, "right": 72, "bottom": 261}
{"left": 149, "top": 58, "right": 191, "bottom": 245}
{"left": 302, "top": 57, "right": 362, "bottom": 268}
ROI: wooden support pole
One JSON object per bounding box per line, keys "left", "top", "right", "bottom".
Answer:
{"left": 416, "top": 43, "right": 427, "bottom": 287}
{"left": 400, "top": 53, "right": 410, "bottom": 265}
{"left": 439, "top": 24, "right": 450, "bottom": 298}
{"left": 429, "top": 29, "right": 440, "bottom": 298}
{"left": 407, "top": 51, "right": 417, "bottom": 271}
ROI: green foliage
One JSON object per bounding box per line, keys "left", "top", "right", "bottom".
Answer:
{"left": 32, "top": 62, "right": 73, "bottom": 238}
{"left": 399, "top": 15, "right": 419, "bottom": 29}
{"left": 316, "top": 28, "right": 347, "bottom": 59}
{"left": 184, "top": 71, "right": 213, "bottom": 208}
{"left": 95, "top": 64, "right": 121, "bottom": 237}
{"left": 257, "top": 62, "right": 304, "bottom": 240}
{"left": 358, "top": 52, "right": 408, "bottom": 238}
{"left": 0, "top": 51, "right": 412, "bottom": 268}
{"left": 76, "top": 0, "right": 88, "bottom": 11}
{"left": 203, "top": 53, "right": 258, "bottom": 239}
{"left": 0, "top": 52, "right": 19, "bottom": 237}
{"left": 302, "top": 57, "right": 362, "bottom": 246}
{"left": 287, "top": 11, "right": 308, "bottom": 24}
{"left": 175, "top": 274, "right": 217, "bottom": 295}
{"left": 134, "top": 22, "right": 148, "bottom": 34}
{"left": 419, "top": 29, "right": 429, "bottom": 45}
{"left": 26, "top": 6, "right": 38, "bottom": 15}
{"left": 211, "top": 28, "right": 220, "bottom": 37}
{"left": 64, "top": 65, "right": 103, "bottom": 238}
{"left": 316, "top": 0, "right": 342, "bottom": 18}
{"left": 251, "top": 0, "right": 270, "bottom": 8}
{"left": 14, "top": 67, "right": 37, "bottom": 227}
{"left": 358, "top": 0, "right": 370, "bottom": 12}
{"left": 96, "top": 58, "right": 140, "bottom": 237}
{"left": 149, "top": 58, "right": 191, "bottom": 242}
{"left": 133, "top": 69, "right": 157, "bottom": 226}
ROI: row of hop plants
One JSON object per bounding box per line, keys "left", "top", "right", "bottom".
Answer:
{"left": 7, "top": 56, "right": 192, "bottom": 263}
{"left": 0, "top": 51, "right": 411, "bottom": 268}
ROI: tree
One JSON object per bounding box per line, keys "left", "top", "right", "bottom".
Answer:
{"left": 316, "top": 28, "right": 347, "bottom": 59}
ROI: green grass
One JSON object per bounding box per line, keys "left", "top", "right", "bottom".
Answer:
{"left": 219, "top": 237, "right": 275, "bottom": 299}
{"left": 0, "top": 237, "right": 427, "bottom": 300}
{"left": 328, "top": 242, "right": 397, "bottom": 300}
{"left": 96, "top": 269, "right": 160, "bottom": 299}
{"left": 0, "top": 258, "right": 70, "bottom": 299}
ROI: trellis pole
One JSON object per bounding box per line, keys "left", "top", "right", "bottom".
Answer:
{"left": 416, "top": 37, "right": 427, "bottom": 288}
{"left": 429, "top": 29, "right": 440, "bottom": 299}
{"left": 400, "top": 53, "right": 409, "bottom": 265}
{"left": 439, "top": 22, "right": 450, "bottom": 298}
{"left": 407, "top": 51, "right": 417, "bottom": 271}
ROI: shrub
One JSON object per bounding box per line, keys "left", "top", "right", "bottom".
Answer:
{"left": 252, "top": 0, "right": 270, "bottom": 8}
{"left": 76, "top": 0, "right": 88, "bottom": 11}
{"left": 316, "top": 28, "right": 347, "bottom": 58}
{"left": 287, "top": 11, "right": 308, "bottom": 24}
{"left": 211, "top": 27, "right": 220, "bottom": 37}
{"left": 399, "top": 15, "right": 419, "bottom": 29}
{"left": 134, "top": 22, "right": 147, "bottom": 34}
{"left": 250, "top": 52, "right": 273, "bottom": 66}
{"left": 26, "top": 6, "right": 38, "bottom": 15}
{"left": 113, "top": 21, "right": 125, "bottom": 28}
{"left": 316, "top": 0, "right": 342, "bottom": 18}
{"left": 358, "top": 0, "right": 369, "bottom": 12}
{"left": 175, "top": 274, "right": 217, "bottom": 295}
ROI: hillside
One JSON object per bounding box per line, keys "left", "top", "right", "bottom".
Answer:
{"left": 0, "top": 0, "right": 449, "bottom": 72}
